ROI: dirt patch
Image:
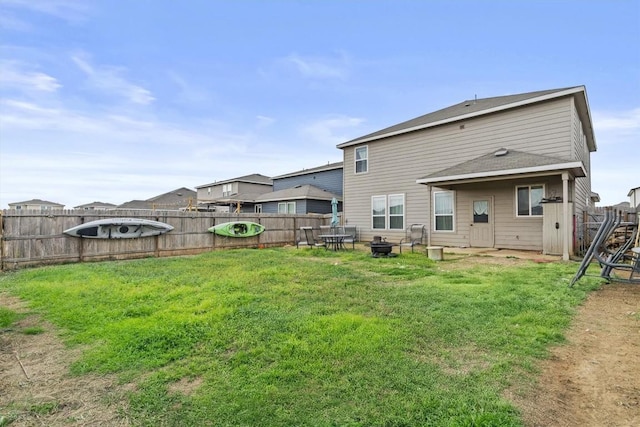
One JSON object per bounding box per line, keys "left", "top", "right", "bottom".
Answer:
{"left": 510, "top": 283, "right": 640, "bottom": 427}
{"left": 2, "top": 267, "right": 639, "bottom": 426}
{"left": 0, "top": 294, "right": 129, "bottom": 426}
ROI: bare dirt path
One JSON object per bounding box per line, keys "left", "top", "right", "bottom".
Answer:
{"left": 512, "top": 283, "right": 640, "bottom": 427}
{"left": 1, "top": 274, "right": 639, "bottom": 426}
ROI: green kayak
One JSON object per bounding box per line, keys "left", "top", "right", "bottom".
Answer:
{"left": 208, "top": 221, "right": 265, "bottom": 237}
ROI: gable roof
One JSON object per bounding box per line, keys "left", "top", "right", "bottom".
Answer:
{"left": 338, "top": 86, "right": 596, "bottom": 152}
{"left": 255, "top": 184, "right": 341, "bottom": 202}
{"left": 416, "top": 149, "right": 586, "bottom": 185}
{"left": 73, "top": 201, "right": 117, "bottom": 209}
{"left": 8, "top": 199, "right": 64, "bottom": 207}
{"left": 195, "top": 174, "right": 272, "bottom": 189}
{"left": 272, "top": 162, "right": 343, "bottom": 180}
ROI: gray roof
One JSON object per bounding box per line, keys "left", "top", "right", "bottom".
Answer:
{"left": 255, "top": 184, "right": 341, "bottom": 202}
{"left": 272, "top": 162, "right": 343, "bottom": 180}
{"left": 417, "top": 149, "right": 586, "bottom": 185}
{"left": 195, "top": 173, "right": 272, "bottom": 189}
{"left": 118, "top": 187, "right": 196, "bottom": 210}
{"left": 73, "top": 201, "right": 117, "bottom": 209}
{"left": 338, "top": 86, "right": 595, "bottom": 151}
{"left": 9, "top": 199, "right": 64, "bottom": 207}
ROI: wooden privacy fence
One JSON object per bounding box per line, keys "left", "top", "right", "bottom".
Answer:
{"left": 0, "top": 210, "right": 329, "bottom": 270}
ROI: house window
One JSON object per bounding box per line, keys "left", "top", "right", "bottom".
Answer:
{"left": 372, "top": 196, "right": 386, "bottom": 229}
{"left": 516, "top": 185, "right": 544, "bottom": 216}
{"left": 389, "top": 194, "right": 405, "bottom": 230}
{"left": 278, "top": 202, "right": 296, "bottom": 214}
{"left": 222, "top": 184, "right": 233, "bottom": 197}
{"left": 254, "top": 204, "right": 262, "bottom": 213}
{"left": 434, "top": 191, "right": 454, "bottom": 231}
{"left": 355, "top": 146, "right": 368, "bottom": 174}
{"left": 207, "top": 187, "right": 211, "bottom": 195}
{"left": 371, "top": 194, "right": 404, "bottom": 230}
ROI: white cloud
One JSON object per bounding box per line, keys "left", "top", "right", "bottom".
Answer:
{"left": 0, "top": 60, "right": 61, "bottom": 92}
{"left": 71, "top": 53, "right": 155, "bottom": 105}
{"left": 592, "top": 108, "right": 640, "bottom": 143}
{"left": 299, "top": 115, "right": 365, "bottom": 146}
{"left": 283, "top": 52, "right": 351, "bottom": 80}
{"left": 0, "top": 0, "right": 91, "bottom": 23}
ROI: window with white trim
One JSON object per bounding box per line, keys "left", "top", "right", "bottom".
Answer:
{"left": 371, "top": 194, "right": 405, "bottom": 230}
{"left": 372, "top": 196, "right": 386, "bottom": 229}
{"left": 516, "top": 185, "right": 544, "bottom": 216}
{"left": 355, "top": 146, "right": 368, "bottom": 174}
{"left": 278, "top": 201, "right": 296, "bottom": 214}
{"left": 222, "top": 183, "right": 233, "bottom": 197}
{"left": 254, "top": 204, "right": 262, "bottom": 213}
{"left": 434, "top": 191, "right": 454, "bottom": 231}
{"left": 388, "top": 194, "right": 405, "bottom": 230}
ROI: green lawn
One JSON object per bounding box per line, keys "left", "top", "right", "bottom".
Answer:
{"left": 0, "top": 248, "right": 601, "bottom": 426}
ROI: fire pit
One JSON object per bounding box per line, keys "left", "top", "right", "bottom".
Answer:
{"left": 370, "top": 236, "right": 396, "bottom": 257}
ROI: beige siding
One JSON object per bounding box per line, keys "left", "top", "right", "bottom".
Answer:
{"left": 343, "top": 97, "right": 577, "bottom": 244}
{"left": 571, "top": 99, "right": 592, "bottom": 212}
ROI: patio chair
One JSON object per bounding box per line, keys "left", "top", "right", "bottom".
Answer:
{"left": 298, "top": 227, "right": 326, "bottom": 249}
{"left": 399, "top": 224, "right": 426, "bottom": 253}
{"left": 341, "top": 226, "right": 357, "bottom": 249}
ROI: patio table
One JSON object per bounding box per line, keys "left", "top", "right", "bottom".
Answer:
{"left": 319, "top": 234, "right": 350, "bottom": 251}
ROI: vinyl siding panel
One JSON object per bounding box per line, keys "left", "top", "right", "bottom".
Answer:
{"left": 273, "top": 169, "right": 343, "bottom": 195}
{"left": 343, "top": 97, "right": 578, "bottom": 245}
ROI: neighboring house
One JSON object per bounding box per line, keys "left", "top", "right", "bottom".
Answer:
{"left": 255, "top": 162, "right": 343, "bottom": 214}
{"left": 195, "top": 174, "right": 273, "bottom": 213}
{"left": 118, "top": 187, "right": 197, "bottom": 211}
{"left": 74, "top": 201, "right": 117, "bottom": 210}
{"left": 255, "top": 184, "right": 341, "bottom": 214}
{"left": 628, "top": 187, "right": 640, "bottom": 211}
{"left": 8, "top": 199, "right": 65, "bottom": 210}
{"left": 337, "top": 86, "right": 597, "bottom": 260}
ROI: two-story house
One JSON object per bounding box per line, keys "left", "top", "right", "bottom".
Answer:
{"left": 195, "top": 174, "right": 273, "bottom": 213}
{"left": 337, "top": 86, "right": 597, "bottom": 260}
{"left": 255, "top": 162, "right": 343, "bottom": 214}
{"left": 8, "top": 199, "right": 65, "bottom": 210}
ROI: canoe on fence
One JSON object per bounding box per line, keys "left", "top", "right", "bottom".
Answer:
{"left": 64, "top": 218, "right": 174, "bottom": 239}
{"left": 208, "top": 221, "right": 265, "bottom": 237}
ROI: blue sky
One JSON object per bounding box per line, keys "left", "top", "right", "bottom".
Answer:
{"left": 1, "top": 0, "right": 638, "bottom": 209}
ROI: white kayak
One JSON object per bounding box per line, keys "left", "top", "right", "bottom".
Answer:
{"left": 64, "top": 218, "right": 174, "bottom": 239}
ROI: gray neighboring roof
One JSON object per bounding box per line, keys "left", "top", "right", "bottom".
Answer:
{"left": 338, "top": 86, "right": 596, "bottom": 152}
{"left": 73, "top": 201, "right": 117, "bottom": 209}
{"left": 212, "top": 191, "right": 272, "bottom": 204}
{"left": 272, "top": 162, "right": 343, "bottom": 180}
{"left": 416, "top": 149, "right": 586, "bottom": 185}
{"left": 147, "top": 187, "right": 196, "bottom": 204}
{"left": 118, "top": 187, "right": 197, "bottom": 209}
{"left": 195, "top": 174, "right": 272, "bottom": 189}
{"left": 9, "top": 199, "right": 64, "bottom": 207}
{"left": 255, "top": 184, "right": 341, "bottom": 202}
{"left": 116, "top": 200, "right": 151, "bottom": 209}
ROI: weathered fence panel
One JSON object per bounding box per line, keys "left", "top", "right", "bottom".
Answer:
{"left": 0, "top": 210, "right": 329, "bottom": 270}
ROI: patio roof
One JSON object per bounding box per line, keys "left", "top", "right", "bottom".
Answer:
{"left": 416, "top": 149, "right": 586, "bottom": 186}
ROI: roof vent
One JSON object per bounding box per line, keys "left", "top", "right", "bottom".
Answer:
{"left": 494, "top": 148, "right": 508, "bottom": 157}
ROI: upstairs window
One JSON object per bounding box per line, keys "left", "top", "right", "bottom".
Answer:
{"left": 516, "top": 185, "right": 544, "bottom": 216}
{"left": 222, "top": 184, "right": 233, "bottom": 197}
{"left": 355, "top": 146, "right": 368, "bottom": 174}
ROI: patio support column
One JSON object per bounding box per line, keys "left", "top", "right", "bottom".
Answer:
{"left": 562, "top": 172, "right": 570, "bottom": 261}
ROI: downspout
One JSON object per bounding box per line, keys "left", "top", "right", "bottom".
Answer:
{"left": 562, "top": 172, "right": 570, "bottom": 261}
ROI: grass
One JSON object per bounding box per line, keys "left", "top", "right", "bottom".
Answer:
{"left": 0, "top": 248, "right": 602, "bottom": 426}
